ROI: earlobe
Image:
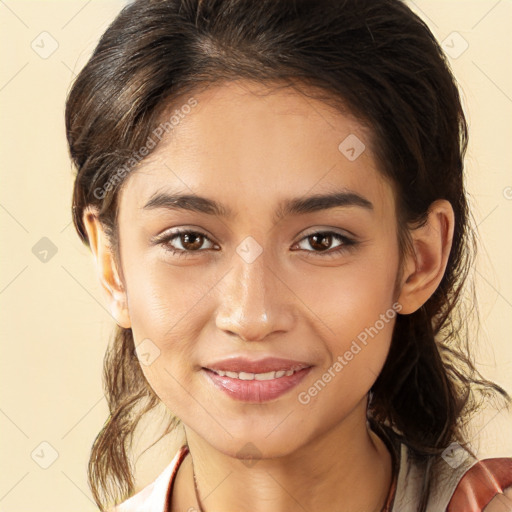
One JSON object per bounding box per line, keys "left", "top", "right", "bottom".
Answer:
{"left": 82, "top": 207, "right": 131, "bottom": 328}
{"left": 397, "top": 200, "right": 455, "bottom": 315}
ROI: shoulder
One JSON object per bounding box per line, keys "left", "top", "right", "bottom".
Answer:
{"left": 109, "top": 445, "right": 189, "bottom": 512}
{"left": 380, "top": 424, "right": 512, "bottom": 512}
{"left": 447, "top": 457, "right": 512, "bottom": 512}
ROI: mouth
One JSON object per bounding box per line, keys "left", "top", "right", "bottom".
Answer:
{"left": 201, "top": 357, "right": 313, "bottom": 403}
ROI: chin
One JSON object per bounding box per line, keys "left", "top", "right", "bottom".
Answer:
{"left": 200, "top": 426, "right": 307, "bottom": 461}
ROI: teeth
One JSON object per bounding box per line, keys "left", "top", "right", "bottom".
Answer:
{"left": 210, "top": 368, "right": 303, "bottom": 380}
{"left": 254, "top": 371, "right": 277, "bottom": 381}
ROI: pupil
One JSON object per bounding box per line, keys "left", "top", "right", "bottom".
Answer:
{"left": 183, "top": 233, "right": 202, "bottom": 250}
{"left": 311, "top": 234, "right": 331, "bottom": 251}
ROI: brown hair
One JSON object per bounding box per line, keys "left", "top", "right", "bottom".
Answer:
{"left": 65, "top": 0, "right": 510, "bottom": 510}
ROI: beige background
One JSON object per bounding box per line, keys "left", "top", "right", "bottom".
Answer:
{"left": 0, "top": 1, "right": 511, "bottom": 510}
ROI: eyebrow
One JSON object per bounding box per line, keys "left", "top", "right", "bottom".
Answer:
{"left": 142, "top": 189, "right": 373, "bottom": 222}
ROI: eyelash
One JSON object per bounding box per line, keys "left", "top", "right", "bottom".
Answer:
{"left": 154, "top": 228, "right": 358, "bottom": 259}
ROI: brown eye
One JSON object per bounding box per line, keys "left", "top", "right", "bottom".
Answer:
{"left": 296, "top": 231, "right": 349, "bottom": 252}
{"left": 178, "top": 232, "right": 205, "bottom": 251}
{"left": 307, "top": 233, "right": 336, "bottom": 251}
{"left": 156, "top": 229, "right": 216, "bottom": 256}
{"left": 292, "top": 230, "right": 357, "bottom": 258}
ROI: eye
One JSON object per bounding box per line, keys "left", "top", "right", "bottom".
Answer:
{"left": 153, "top": 228, "right": 357, "bottom": 259}
{"left": 154, "top": 228, "right": 218, "bottom": 257}
{"left": 291, "top": 230, "right": 357, "bottom": 258}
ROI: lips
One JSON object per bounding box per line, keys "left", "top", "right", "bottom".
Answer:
{"left": 202, "top": 357, "right": 313, "bottom": 402}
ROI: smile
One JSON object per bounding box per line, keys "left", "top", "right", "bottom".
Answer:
{"left": 202, "top": 364, "right": 312, "bottom": 403}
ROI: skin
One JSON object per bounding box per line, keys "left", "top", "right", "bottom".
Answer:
{"left": 485, "top": 488, "right": 512, "bottom": 511}
{"left": 83, "top": 80, "right": 455, "bottom": 512}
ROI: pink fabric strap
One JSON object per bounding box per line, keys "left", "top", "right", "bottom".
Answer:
{"left": 447, "top": 457, "right": 512, "bottom": 512}
{"left": 163, "top": 445, "right": 190, "bottom": 512}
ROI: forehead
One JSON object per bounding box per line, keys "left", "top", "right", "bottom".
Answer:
{"left": 119, "top": 80, "right": 394, "bottom": 218}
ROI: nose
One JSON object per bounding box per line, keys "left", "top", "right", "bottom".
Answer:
{"left": 214, "top": 246, "right": 295, "bottom": 342}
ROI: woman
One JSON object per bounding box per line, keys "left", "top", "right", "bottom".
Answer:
{"left": 65, "top": 0, "right": 512, "bottom": 510}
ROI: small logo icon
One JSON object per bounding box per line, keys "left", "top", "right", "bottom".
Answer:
{"left": 31, "top": 441, "right": 59, "bottom": 469}
{"left": 237, "top": 442, "right": 262, "bottom": 468}
{"left": 135, "top": 338, "right": 161, "bottom": 366}
{"left": 31, "top": 32, "right": 59, "bottom": 59}
{"left": 441, "top": 32, "right": 469, "bottom": 59}
{"left": 441, "top": 442, "right": 472, "bottom": 468}
{"left": 32, "top": 237, "right": 58, "bottom": 263}
{"left": 236, "top": 236, "right": 263, "bottom": 264}
{"left": 338, "top": 134, "right": 366, "bottom": 161}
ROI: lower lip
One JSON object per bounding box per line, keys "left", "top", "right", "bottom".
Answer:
{"left": 203, "top": 367, "right": 312, "bottom": 403}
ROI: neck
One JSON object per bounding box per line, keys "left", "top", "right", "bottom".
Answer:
{"left": 171, "top": 399, "right": 394, "bottom": 512}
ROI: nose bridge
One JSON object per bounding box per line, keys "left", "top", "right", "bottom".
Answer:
{"left": 215, "top": 239, "right": 293, "bottom": 341}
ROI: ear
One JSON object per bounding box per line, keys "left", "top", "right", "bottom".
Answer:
{"left": 397, "top": 199, "right": 455, "bottom": 315}
{"left": 82, "top": 207, "right": 131, "bottom": 328}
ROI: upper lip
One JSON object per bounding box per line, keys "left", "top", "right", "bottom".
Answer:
{"left": 204, "top": 357, "right": 312, "bottom": 374}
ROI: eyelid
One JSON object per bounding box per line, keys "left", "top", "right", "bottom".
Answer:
{"left": 297, "top": 226, "right": 358, "bottom": 240}
{"left": 151, "top": 226, "right": 215, "bottom": 245}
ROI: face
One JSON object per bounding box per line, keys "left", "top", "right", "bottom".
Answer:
{"left": 113, "top": 80, "right": 402, "bottom": 458}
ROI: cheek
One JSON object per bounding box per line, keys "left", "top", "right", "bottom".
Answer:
{"left": 121, "top": 251, "right": 238, "bottom": 410}
{"left": 295, "top": 304, "right": 397, "bottom": 418}
{"left": 124, "top": 254, "right": 213, "bottom": 340}
{"left": 290, "top": 242, "right": 400, "bottom": 342}
{"left": 291, "top": 242, "right": 399, "bottom": 399}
